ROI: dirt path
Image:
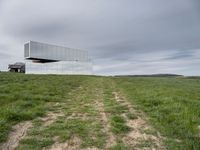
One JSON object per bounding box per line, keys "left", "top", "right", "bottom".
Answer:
{"left": 94, "top": 89, "right": 116, "bottom": 149}
{"left": 40, "top": 108, "right": 64, "bottom": 127}
{"left": 0, "top": 107, "right": 64, "bottom": 150}
{"left": 45, "top": 86, "right": 105, "bottom": 150}
{"left": 113, "top": 92, "right": 165, "bottom": 150}
{"left": 0, "top": 121, "right": 32, "bottom": 150}
{"left": 0, "top": 80, "right": 166, "bottom": 150}
{"left": 45, "top": 136, "right": 81, "bottom": 150}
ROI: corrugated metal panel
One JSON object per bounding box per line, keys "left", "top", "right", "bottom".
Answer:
{"left": 27, "top": 41, "right": 90, "bottom": 62}
{"left": 24, "top": 41, "right": 92, "bottom": 75}
{"left": 24, "top": 43, "right": 29, "bottom": 58}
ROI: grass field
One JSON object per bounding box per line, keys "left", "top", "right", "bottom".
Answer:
{"left": 0, "top": 73, "right": 200, "bottom": 149}
{"left": 115, "top": 77, "right": 200, "bottom": 149}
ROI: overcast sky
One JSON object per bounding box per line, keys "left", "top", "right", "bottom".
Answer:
{"left": 0, "top": 0, "right": 200, "bottom": 75}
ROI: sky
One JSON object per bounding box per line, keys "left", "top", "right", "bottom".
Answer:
{"left": 0, "top": 0, "right": 200, "bottom": 75}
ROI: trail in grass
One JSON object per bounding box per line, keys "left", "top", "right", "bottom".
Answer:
{"left": 40, "top": 110, "right": 65, "bottom": 127}
{"left": 0, "top": 103, "right": 66, "bottom": 150}
{"left": 101, "top": 79, "right": 166, "bottom": 149}
{"left": 94, "top": 82, "right": 116, "bottom": 149}
{"left": 0, "top": 121, "right": 32, "bottom": 150}
{"left": 46, "top": 136, "right": 82, "bottom": 150}
{"left": 113, "top": 91, "right": 165, "bottom": 150}
{"left": 17, "top": 77, "right": 109, "bottom": 150}
{"left": 0, "top": 76, "right": 169, "bottom": 150}
{"left": 115, "top": 77, "right": 200, "bottom": 149}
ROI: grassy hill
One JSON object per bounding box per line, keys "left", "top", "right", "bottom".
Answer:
{"left": 0, "top": 73, "right": 200, "bottom": 149}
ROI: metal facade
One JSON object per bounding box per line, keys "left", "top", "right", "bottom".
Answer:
{"left": 25, "top": 41, "right": 89, "bottom": 61}
{"left": 25, "top": 41, "right": 92, "bottom": 75}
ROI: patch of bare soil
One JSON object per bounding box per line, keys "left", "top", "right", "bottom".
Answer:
{"left": 66, "top": 112, "right": 89, "bottom": 120}
{"left": 198, "top": 125, "right": 200, "bottom": 137}
{"left": 113, "top": 92, "right": 136, "bottom": 113}
{"left": 45, "top": 136, "right": 99, "bottom": 150}
{"left": 82, "top": 147, "right": 100, "bottom": 150}
{"left": 43, "top": 103, "right": 98, "bottom": 150}
{"left": 41, "top": 111, "right": 64, "bottom": 127}
{"left": 45, "top": 136, "right": 81, "bottom": 150}
{"left": 112, "top": 92, "right": 165, "bottom": 150}
{"left": 0, "top": 121, "right": 32, "bottom": 150}
{"left": 124, "top": 118, "right": 164, "bottom": 150}
{"left": 94, "top": 100, "right": 116, "bottom": 149}
{"left": 93, "top": 88, "right": 116, "bottom": 149}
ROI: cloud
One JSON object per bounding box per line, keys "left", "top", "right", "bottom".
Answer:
{"left": 0, "top": 51, "right": 12, "bottom": 59}
{"left": 0, "top": 0, "right": 199, "bottom": 75}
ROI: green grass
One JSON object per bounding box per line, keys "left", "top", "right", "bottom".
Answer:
{"left": 24, "top": 118, "right": 105, "bottom": 149}
{"left": 0, "top": 73, "right": 84, "bottom": 143}
{"left": 115, "top": 77, "right": 200, "bottom": 149}
{"left": 126, "top": 112, "right": 138, "bottom": 120}
{"left": 1, "top": 73, "right": 200, "bottom": 149}
{"left": 15, "top": 74, "right": 107, "bottom": 149}
{"left": 109, "top": 143, "right": 131, "bottom": 150}
{"left": 18, "top": 137, "right": 54, "bottom": 150}
{"left": 110, "top": 115, "right": 131, "bottom": 134}
{"left": 102, "top": 79, "right": 131, "bottom": 135}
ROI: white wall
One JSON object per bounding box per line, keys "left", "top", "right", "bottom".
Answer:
{"left": 25, "top": 60, "right": 93, "bottom": 75}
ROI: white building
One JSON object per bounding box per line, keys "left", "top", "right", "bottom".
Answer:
{"left": 25, "top": 41, "right": 92, "bottom": 74}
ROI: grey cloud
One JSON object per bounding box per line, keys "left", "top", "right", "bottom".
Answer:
{"left": 0, "top": 0, "right": 200, "bottom": 75}
{"left": 0, "top": 52, "right": 12, "bottom": 59}
{"left": 161, "top": 51, "right": 196, "bottom": 61}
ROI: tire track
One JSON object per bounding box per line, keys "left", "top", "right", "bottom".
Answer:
{"left": 113, "top": 91, "right": 166, "bottom": 150}
{"left": 0, "top": 121, "right": 32, "bottom": 150}
{"left": 94, "top": 86, "right": 116, "bottom": 149}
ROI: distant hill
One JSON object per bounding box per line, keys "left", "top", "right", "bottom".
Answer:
{"left": 115, "top": 74, "right": 184, "bottom": 77}
{"left": 185, "top": 76, "right": 200, "bottom": 79}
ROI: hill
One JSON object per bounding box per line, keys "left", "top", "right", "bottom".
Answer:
{"left": 0, "top": 73, "right": 200, "bottom": 149}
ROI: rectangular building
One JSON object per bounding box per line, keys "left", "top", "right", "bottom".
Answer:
{"left": 25, "top": 41, "right": 92, "bottom": 75}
